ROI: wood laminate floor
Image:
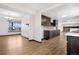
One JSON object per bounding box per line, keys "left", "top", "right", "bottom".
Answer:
{"left": 0, "top": 33, "right": 67, "bottom": 55}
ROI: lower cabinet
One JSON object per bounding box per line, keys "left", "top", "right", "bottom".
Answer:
{"left": 67, "top": 36, "right": 79, "bottom": 55}
{"left": 44, "top": 31, "right": 49, "bottom": 39}
{"left": 43, "top": 30, "right": 60, "bottom": 39}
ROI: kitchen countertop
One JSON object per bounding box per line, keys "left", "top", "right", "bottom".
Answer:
{"left": 42, "top": 26, "right": 56, "bottom": 31}
{"left": 65, "top": 30, "right": 79, "bottom": 37}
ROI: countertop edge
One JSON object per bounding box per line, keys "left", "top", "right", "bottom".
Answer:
{"left": 65, "top": 32, "right": 79, "bottom": 37}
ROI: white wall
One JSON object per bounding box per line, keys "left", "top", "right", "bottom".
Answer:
{"left": 33, "top": 12, "right": 42, "bottom": 42}
{"left": 63, "top": 17, "right": 79, "bottom": 32}
{"left": 70, "top": 28, "right": 79, "bottom": 32}
{"left": 21, "top": 12, "right": 42, "bottom": 42}
{"left": 57, "top": 18, "right": 63, "bottom": 32}
{"left": 0, "top": 17, "right": 8, "bottom": 35}
{"left": 0, "top": 17, "right": 21, "bottom": 36}
{"left": 29, "top": 12, "right": 42, "bottom": 42}
{"left": 21, "top": 16, "right": 30, "bottom": 38}
{"left": 63, "top": 17, "right": 79, "bottom": 26}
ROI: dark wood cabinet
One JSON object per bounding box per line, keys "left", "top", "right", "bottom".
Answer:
{"left": 67, "top": 36, "right": 79, "bottom": 55}
{"left": 43, "top": 30, "right": 60, "bottom": 39}
{"left": 44, "top": 31, "right": 49, "bottom": 39}
{"left": 63, "top": 27, "right": 70, "bottom": 32}
{"left": 41, "top": 15, "right": 51, "bottom": 26}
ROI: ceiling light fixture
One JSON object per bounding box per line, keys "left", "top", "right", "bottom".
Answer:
{"left": 4, "top": 16, "right": 14, "bottom": 20}
{"left": 62, "top": 15, "right": 68, "bottom": 18}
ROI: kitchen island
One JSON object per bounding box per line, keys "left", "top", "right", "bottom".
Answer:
{"left": 65, "top": 30, "right": 79, "bottom": 55}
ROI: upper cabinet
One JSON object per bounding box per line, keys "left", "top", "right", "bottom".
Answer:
{"left": 41, "top": 15, "right": 51, "bottom": 26}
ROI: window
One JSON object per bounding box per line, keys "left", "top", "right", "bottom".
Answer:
{"left": 8, "top": 20, "right": 21, "bottom": 32}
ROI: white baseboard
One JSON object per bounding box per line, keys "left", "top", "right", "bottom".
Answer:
{"left": 29, "top": 39, "right": 42, "bottom": 42}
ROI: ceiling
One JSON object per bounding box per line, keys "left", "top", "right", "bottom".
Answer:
{"left": 1, "top": 3, "right": 59, "bottom": 15}
{"left": 1, "top": 3, "right": 79, "bottom": 21}
{"left": 42, "top": 3, "right": 79, "bottom": 19}
{"left": 0, "top": 3, "right": 61, "bottom": 19}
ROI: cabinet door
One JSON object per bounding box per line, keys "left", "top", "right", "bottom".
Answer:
{"left": 67, "top": 37, "right": 71, "bottom": 55}
{"left": 44, "top": 31, "right": 49, "bottom": 39}
{"left": 41, "top": 15, "right": 51, "bottom": 26}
